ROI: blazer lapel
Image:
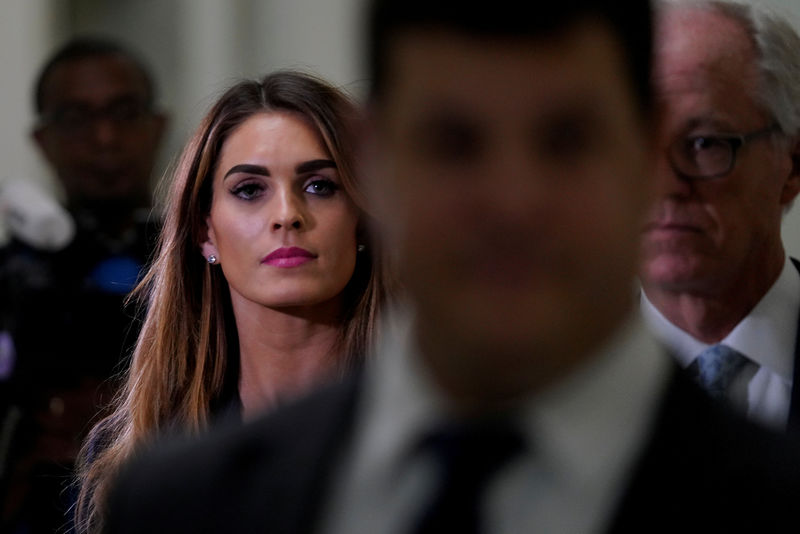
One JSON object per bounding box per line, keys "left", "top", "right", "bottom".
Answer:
{"left": 268, "top": 373, "right": 363, "bottom": 534}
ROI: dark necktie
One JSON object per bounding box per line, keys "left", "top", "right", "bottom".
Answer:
{"left": 688, "top": 344, "right": 750, "bottom": 400}
{"left": 411, "top": 419, "right": 525, "bottom": 534}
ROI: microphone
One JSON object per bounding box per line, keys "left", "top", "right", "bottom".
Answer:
{"left": 0, "top": 178, "right": 75, "bottom": 251}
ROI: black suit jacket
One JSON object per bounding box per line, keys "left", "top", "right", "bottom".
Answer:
{"left": 105, "top": 365, "right": 800, "bottom": 534}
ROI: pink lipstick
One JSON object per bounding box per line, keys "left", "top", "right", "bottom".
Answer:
{"left": 262, "top": 247, "right": 316, "bottom": 268}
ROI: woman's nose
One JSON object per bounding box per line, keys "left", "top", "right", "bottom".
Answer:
{"left": 270, "top": 189, "right": 305, "bottom": 231}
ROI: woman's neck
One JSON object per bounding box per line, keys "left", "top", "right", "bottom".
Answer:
{"left": 231, "top": 297, "right": 343, "bottom": 420}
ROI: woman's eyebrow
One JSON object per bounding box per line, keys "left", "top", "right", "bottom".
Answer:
{"left": 296, "top": 159, "right": 336, "bottom": 174}
{"left": 223, "top": 164, "right": 270, "bottom": 179}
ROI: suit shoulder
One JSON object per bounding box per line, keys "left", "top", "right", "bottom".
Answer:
{"left": 105, "top": 376, "right": 360, "bottom": 534}
{"left": 610, "top": 369, "right": 800, "bottom": 532}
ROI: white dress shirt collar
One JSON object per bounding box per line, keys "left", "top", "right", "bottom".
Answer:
{"left": 523, "top": 313, "right": 670, "bottom": 497}
{"left": 640, "top": 256, "right": 800, "bottom": 380}
{"left": 322, "top": 304, "right": 671, "bottom": 534}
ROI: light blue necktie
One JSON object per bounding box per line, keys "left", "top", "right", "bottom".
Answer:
{"left": 689, "top": 344, "right": 750, "bottom": 400}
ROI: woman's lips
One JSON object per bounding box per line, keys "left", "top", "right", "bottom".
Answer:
{"left": 261, "top": 247, "right": 316, "bottom": 268}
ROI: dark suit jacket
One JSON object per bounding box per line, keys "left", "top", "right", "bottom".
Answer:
{"left": 788, "top": 257, "right": 800, "bottom": 431}
{"left": 105, "top": 365, "right": 800, "bottom": 534}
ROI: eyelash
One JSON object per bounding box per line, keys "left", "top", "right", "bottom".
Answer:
{"left": 304, "top": 178, "right": 339, "bottom": 197}
{"left": 230, "top": 181, "right": 264, "bottom": 200}
{"left": 229, "top": 177, "right": 339, "bottom": 201}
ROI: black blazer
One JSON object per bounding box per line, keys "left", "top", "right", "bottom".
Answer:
{"left": 105, "top": 365, "right": 800, "bottom": 534}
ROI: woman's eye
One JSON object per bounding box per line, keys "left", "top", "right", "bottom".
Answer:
{"left": 231, "top": 182, "right": 264, "bottom": 200}
{"left": 304, "top": 179, "right": 338, "bottom": 197}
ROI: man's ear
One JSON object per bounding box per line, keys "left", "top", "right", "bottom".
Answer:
{"left": 31, "top": 126, "right": 55, "bottom": 164}
{"left": 780, "top": 137, "right": 800, "bottom": 206}
{"left": 200, "top": 216, "right": 219, "bottom": 261}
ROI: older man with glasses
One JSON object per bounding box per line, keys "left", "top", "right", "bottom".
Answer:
{"left": 640, "top": 0, "right": 800, "bottom": 431}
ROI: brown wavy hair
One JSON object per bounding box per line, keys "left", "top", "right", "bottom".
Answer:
{"left": 73, "top": 70, "right": 391, "bottom": 533}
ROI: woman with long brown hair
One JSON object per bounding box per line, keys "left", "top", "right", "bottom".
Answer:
{"left": 73, "top": 70, "right": 391, "bottom": 533}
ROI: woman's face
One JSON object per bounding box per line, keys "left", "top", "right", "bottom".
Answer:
{"left": 202, "top": 111, "right": 359, "bottom": 313}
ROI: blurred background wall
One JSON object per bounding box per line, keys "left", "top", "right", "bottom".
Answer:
{"left": 2, "top": 0, "right": 800, "bottom": 253}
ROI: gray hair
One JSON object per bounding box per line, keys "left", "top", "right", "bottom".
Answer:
{"left": 659, "top": 0, "right": 800, "bottom": 137}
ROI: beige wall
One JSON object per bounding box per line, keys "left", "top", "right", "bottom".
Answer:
{"left": 760, "top": 0, "right": 800, "bottom": 257}
{"left": 0, "top": 1, "right": 67, "bottom": 199}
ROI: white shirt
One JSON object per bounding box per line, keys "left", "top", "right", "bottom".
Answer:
{"left": 640, "top": 256, "right": 800, "bottom": 430}
{"left": 319, "top": 307, "right": 671, "bottom": 534}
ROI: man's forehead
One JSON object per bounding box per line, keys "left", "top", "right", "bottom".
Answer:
{"left": 655, "top": 7, "right": 757, "bottom": 85}
{"left": 654, "top": 11, "right": 766, "bottom": 132}
{"left": 41, "top": 56, "right": 148, "bottom": 109}
{"left": 378, "top": 22, "right": 635, "bottom": 124}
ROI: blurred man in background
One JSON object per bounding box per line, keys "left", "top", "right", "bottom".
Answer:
{"left": 0, "top": 36, "right": 166, "bottom": 533}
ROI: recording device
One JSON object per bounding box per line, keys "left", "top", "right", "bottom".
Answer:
{"left": 0, "top": 178, "right": 75, "bottom": 251}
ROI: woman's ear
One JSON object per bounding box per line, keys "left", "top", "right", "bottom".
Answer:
{"left": 200, "top": 216, "right": 219, "bottom": 261}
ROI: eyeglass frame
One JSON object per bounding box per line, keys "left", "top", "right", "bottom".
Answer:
{"left": 667, "top": 122, "right": 783, "bottom": 180}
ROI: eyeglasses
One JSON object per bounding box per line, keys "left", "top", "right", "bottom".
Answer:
{"left": 39, "top": 99, "right": 154, "bottom": 138}
{"left": 667, "top": 123, "right": 781, "bottom": 179}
